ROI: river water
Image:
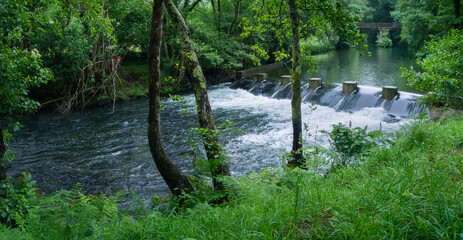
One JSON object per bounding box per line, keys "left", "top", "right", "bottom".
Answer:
{"left": 8, "top": 47, "right": 421, "bottom": 203}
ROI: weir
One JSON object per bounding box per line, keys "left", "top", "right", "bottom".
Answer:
{"left": 230, "top": 77, "right": 426, "bottom": 119}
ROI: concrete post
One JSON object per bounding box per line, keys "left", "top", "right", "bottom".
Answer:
{"left": 257, "top": 73, "right": 267, "bottom": 83}
{"left": 236, "top": 71, "right": 246, "bottom": 79}
{"left": 382, "top": 86, "right": 398, "bottom": 100}
{"left": 281, "top": 75, "right": 291, "bottom": 87}
{"left": 308, "top": 78, "right": 322, "bottom": 90}
{"left": 343, "top": 81, "right": 357, "bottom": 94}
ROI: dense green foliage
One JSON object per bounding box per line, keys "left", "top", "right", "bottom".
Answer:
{"left": 404, "top": 29, "right": 463, "bottom": 109}
{"left": 392, "top": 0, "right": 463, "bottom": 50}
{"left": 2, "top": 1, "right": 463, "bottom": 238}
{"left": 6, "top": 0, "right": 460, "bottom": 109}
{"left": 0, "top": 1, "right": 52, "bottom": 208}
{"left": 0, "top": 0, "right": 52, "bottom": 125}
{"left": 241, "top": 0, "right": 367, "bottom": 66}
{"left": 324, "top": 123, "right": 387, "bottom": 159}
{"left": 106, "top": 0, "right": 151, "bottom": 57}
{"left": 0, "top": 118, "right": 462, "bottom": 239}
{"left": 376, "top": 29, "right": 393, "bottom": 47}
{"left": 31, "top": 0, "right": 120, "bottom": 110}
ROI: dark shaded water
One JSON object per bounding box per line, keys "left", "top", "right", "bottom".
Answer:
{"left": 8, "top": 47, "right": 420, "bottom": 204}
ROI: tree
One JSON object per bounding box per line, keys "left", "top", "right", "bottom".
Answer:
{"left": 403, "top": 29, "right": 463, "bottom": 109}
{"left": 0, "top": 0, "right": 52, "bottom": 200}
{"left": 243, "top": 0, "right": 366, "bottom": 166}
{"left": 286, "top": 0, "right": 303, "bottom": 164}
{"left": 147, "top": 0, "right": 195, "bottom": 197}
{"left": 165, "top": 0, "right": 232, "bottom": 193}
{"left": 342, "top": 0, "right": 374, "bottom": 22}
{"left": 106, "top": 0, "right": 152, "bottom": 57}
{"left": 392, "top": 0, "right": 463, "bottom": 49}
{"left": 31, "top": 0, "right": 120, "bottom": 113}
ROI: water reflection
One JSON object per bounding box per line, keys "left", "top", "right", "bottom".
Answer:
{"left": 267, "top": 46, "right": 419, "bottom": 93}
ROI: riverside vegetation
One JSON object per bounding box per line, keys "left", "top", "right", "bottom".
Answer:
{"left": 0, "top": 116, "right": 462, "bottom": 239}
{"left": 2, "top": 0, "right": 463, "bottom": 239}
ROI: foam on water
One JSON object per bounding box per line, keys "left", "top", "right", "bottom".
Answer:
{"left": 8, "top": 83, "right": 413, "bottom": 201}
{"left": 184, "top": 84, "right": 410, "bottom": 172}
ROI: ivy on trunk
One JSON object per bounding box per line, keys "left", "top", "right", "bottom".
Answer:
{"left": 165, "top": 0, "right": 231, "bottom": 194}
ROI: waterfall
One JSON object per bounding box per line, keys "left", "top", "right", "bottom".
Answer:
{"left": 230, "top": 78, "right": 426, "bottom": 119}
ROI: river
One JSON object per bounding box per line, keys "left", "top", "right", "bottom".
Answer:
{"left": 8, "top": 46, "right": 420, "bottom": 204}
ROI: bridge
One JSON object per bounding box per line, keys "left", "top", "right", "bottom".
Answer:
{"left": 356, "top": 22, "right": 402, "bottom": 30}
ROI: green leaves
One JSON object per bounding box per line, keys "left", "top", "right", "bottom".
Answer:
{"left": 404, "top": 29, "right": 463, "bottom": 109}
{"left": 323, "top": 122, "right": 391, "bottom": 161}
{"left": 241, "top": 0, "right": 367, "bottom": 70}
{"left": 0, "top": 46, "right": 52, "bottom": 123}
{"left": 392, "top": 0, "right": 462, "bottom": 49}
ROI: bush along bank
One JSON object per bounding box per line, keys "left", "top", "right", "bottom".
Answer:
{"left": 0, "top": 117, "right": 462, "bottom": 239}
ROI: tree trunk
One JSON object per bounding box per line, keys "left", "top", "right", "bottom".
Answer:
{"left": 218, "top": 0, "right": 221, "bottom": 35}
{"left": 286, "top": 0, "right": 303, "bottom": 166}
{"left": 147, "top": 0, "right": 194, "bottom": 197}
{"left": 228, "top": 0, "right": 241, "bottom": 35}
{"left": 165, "top": 0, "right": 231, "bottom": 192}
{"left": 454, "top": 0, "right": 462, "bottom": 28}
{"left": 0, "top": 129, "right": 7, "bottom": 199}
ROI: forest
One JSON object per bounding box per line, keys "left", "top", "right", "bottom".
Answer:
{"left": 1, "top": 0, "right": 463, "bottom": 239}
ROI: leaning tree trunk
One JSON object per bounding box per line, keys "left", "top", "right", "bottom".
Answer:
{"left": 286, "top": 0, "right": 303, "bottom": 166}
{"left": 165, "top": 0, "right": 231, "bottom": 192}
{"left": 147, "top": 0, "right": 194, "bottom": 197}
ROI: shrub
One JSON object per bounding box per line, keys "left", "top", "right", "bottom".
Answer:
{"left": 376, "top": 37, "right": 393, "bottom": 48}
{"left": 404, "top": 29, "right": 463, "bottom": 109}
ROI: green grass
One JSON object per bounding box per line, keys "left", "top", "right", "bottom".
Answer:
{"left": 1, "top": 117, "right": 462, "bottom": 239}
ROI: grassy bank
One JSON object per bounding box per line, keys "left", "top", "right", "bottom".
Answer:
{"left": 1, "top": 118, "right": 462, "bottom": 239}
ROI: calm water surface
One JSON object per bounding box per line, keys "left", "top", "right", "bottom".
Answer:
{"left": 267, "top": 46, "right": 419, "bottom": 92}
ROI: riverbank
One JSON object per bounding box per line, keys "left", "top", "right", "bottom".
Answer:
{"left": 1, "top": 117, "right": 462, "bottom": 239}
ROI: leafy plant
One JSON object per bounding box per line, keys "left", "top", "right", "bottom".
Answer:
{"left": 322, "top": 122, "right": 390, "bottom": 164}
{"left": 24, "top": 184, "right": 120, "bottom": 239}
{"left": 0, "top": 172, "right": 38, "bottom": 226}
{"left": 404, "top": 29, "right": 463, "bottom": 109}
{"left": 183, "top": 121, "right": 242, "bottom": 202}
{"left": 376, "top": 36, "right": 393, "bottom": 48}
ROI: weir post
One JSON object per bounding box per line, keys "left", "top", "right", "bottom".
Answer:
{"left": 308, "top": 78, "right": 322, "bottom": 90}
{"left": 382, "top": 86, "right": 398, "bottom": 100}
{"left": 343, "top": 81, "right": 357, "bottom": 94}
{"left": 280, "top": 75, "right": 291, "bottom": 88}
{"left": 257, "top": 73, "right": 267, "bottom": 83}
{"left": 236, "top": 71, "right": 246, "bottom": 79}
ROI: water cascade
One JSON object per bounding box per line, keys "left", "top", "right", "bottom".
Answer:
{"left": 230, "top": 77, "right": 425, "bottom": 119}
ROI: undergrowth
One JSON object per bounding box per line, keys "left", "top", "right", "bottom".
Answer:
{"left": 1, "top": 118, "right": 462, "bottom": 239}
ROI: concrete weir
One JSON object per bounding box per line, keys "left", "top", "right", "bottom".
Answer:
{"left": 229, "top": 78, "right": 425, "bottom": 118}
{"left": 280, "top": 75, "right": 291, "bottom": 87}
{"left": 309, "top": 78, "right": 322, "bottom": 90}
{"left": 257, "top": 73, "right": 267, "bottom": 83}
{"left": 382, "top": 86, "right": 398, "bottom": 100}
{"left": 343, "top": 81, "right": 358, "bottom": 94}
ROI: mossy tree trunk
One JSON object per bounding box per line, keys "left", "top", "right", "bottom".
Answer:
{"left": 165, "top": 0, "right": 231, "bottom": 192}
{"left": 147, "top": 0, "right": 194, "bottom": 197}
{"left": 286, "top": 0, "right": 303, "bottom": 166}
